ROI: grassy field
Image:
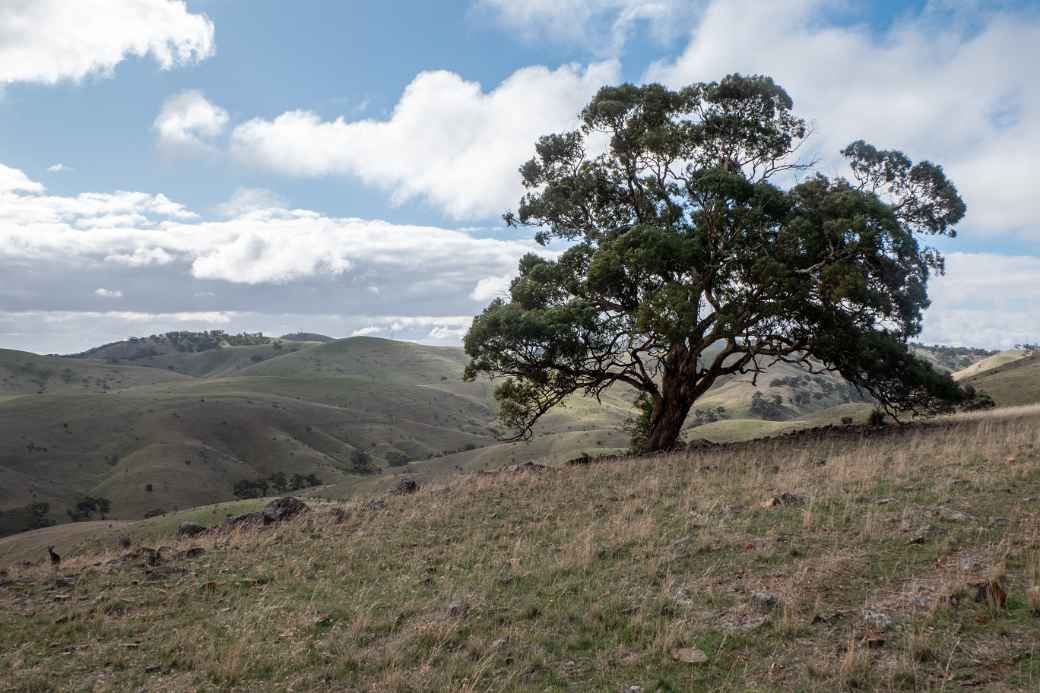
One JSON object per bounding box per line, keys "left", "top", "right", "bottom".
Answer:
{"left": 3, "top": 405, "right": 1039, "bottom": 691}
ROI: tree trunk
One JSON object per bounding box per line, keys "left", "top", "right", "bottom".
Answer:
{"left": 643, "top": 366, "right": 695, "bottom": 452}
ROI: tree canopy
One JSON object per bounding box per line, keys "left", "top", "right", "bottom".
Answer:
{"left": 464, "top": 74, "right": 977, "bottom": 452}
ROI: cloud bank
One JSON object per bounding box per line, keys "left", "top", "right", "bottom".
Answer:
{"left": 0, "top": 0, "right": 214, "bottom": 86}
{"left": 231, "top": 62, "right": 619, "bottom": 219}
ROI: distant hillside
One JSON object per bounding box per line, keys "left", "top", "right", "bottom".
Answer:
{"left": 0, "top": 349, "right": 190, "bottom": 396}
{"left": 912, "top": 343, "right": 998, "bottom": 373}
{"left": 954, "top": 349, "right": 1031, "bottom": 380}
{"left": 963, "top": 351, "right": 1040, "bottom": 407}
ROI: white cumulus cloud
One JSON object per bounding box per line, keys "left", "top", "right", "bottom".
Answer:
{"left": 154, "top": 89, "right": 229, "bottom": 155}
{"left": 231, "top": 61, "right": 619, "bottom": 220}
{"left": 0, "top": 0, "right": 214, "bottom": 86}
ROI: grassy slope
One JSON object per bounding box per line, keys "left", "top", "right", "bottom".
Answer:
{"left": 964, "top": 352, "right": 1040, "bottom": 407}
{"left": 3, "top": 406, "right": 1040, "bottom": 691}
{"left": 0, "top": 348, "right": 192, "bottom": 396}
{"left": 954, "top": 350, "right": 1030, "bottom": 381}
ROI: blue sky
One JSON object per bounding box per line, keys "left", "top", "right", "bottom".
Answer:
{"left": 0, "top": 0, "right": 1038, "bottom": 353}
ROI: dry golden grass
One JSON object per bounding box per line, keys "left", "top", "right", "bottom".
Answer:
{"left": 2, "top": 408, "right": 1040, "bottom": 691}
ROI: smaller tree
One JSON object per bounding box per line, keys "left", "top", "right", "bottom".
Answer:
{"left": 351, "top": 448, "right": 375, "bottom": 474}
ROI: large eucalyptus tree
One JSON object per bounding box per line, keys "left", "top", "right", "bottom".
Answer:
{"left": 464, "top": 74, "right": 972, "bottom": 452}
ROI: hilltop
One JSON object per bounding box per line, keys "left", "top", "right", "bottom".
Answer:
{"left": 2, "top": 405, "right": 1039, "bottom": 691}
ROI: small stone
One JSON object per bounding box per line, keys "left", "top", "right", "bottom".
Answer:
{"left": 751, "top": 591, "right": 780, "bottom": 612}
{"left": 177, "top": 522, "right": 206, "bottom": 538}
{"left": 447, "top": 601, "right": 468, "bottom": 618}
{"left": 875, "top": 497, "right": 896, "bottom": 505}
{"left": 491, "top": 638, "right": 507, "bottom": 650}
{"left": 761, "top": 492, "right": 807, "bottom": 508}
{"left": 910, "top": 595, "right": 929, "bottom": 608}
{"left": 671, "top": 647, "right": 708, "bottom": 664}
{"left": 989, "top": 516, "right": 1009, "bottom": 526}
{"left": 862, "top": 610, "right": 893, "bottom": 630}
{"left": 366, "top": 499, "right": 386, "bottom": 511}
{"left": 935, "top": 507, "right": 974, "bottom": 523}
{"left": 625, "top": 687, "right": 642, "bottom": 693}
{"left": 392, "top": 478, "right": 419, "bottom": 495}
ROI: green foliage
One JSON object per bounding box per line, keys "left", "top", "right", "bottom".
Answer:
{"left": 67, "top": 496, "right": 111, "bottom": 521}
{"left": 234, "top": 472, "right": 321, "bottom": 498}
{"left": 466, "top": 74, "right": 975, "bottom": 452}
{"left": 350, "top": 448, "right": 375, "bottom": 474}
{"left": 385, "top": 451, "right": 410, "bottom": 467}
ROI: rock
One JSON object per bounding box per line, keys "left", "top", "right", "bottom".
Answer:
{"left": 447, "top": 601, "right": 469, "bottom": 618}
{"left": 261, "top": 497, "right": 308, "bottom": 523}
{"left": 751, "top": 591, "right": 780, "bottom": 612}
{"left": 392, "top": 478, "right": 419, "bottom": 495}
{"left": 862, "top": 610, "right": 893, "bottom": 630}
{"left": 491, "top": 638, "right": 507, "bottom": 650}
{"left": 935, "top": 506, "right": 974, "bottom": 523}
{"left": 177, "top": 522, "right": 206, "bottom": 538}
{"left": 671, "top": 647, "right": 708, "bottom": 664}
{"left": 625, "top": 687, "right": 642, "bottom": 693}
{"left": 875, "top": 497, "right": 897, "bottom": 505}
{"left": 989, "top": 516, "right": 1009, "bottom": 526}
{"left": 224, "top": 512, "right": 265, "bottom": 528}
{"left": 761, "top": 493, "right": 807, "bottom": 508}
{"left": 177, "top": 547, "right": 206, "bottom": 560}
{"left": 366, "top": 499, "right": 386, "bottom": 511}
{"left": 506, "top": 461, "right": 547, "bottom": 473}
{"left": 908, "top": 525, "right": 946, "bottom": 544}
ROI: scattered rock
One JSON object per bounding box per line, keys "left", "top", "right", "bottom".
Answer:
{"left": 935, "top": 506, "right": 974, "bottom": 523}
{"left": 761, "top": 493, "right": 807, "bottom": 508}
{"left": 862, "top": 631, "right": 886, "bottom": 648}
{"left": 908, "top": 525, "right": 946, "bottom": 545}
{"left": 392, "top": 478, "right": 419, "bottom": 495}
{"left": 261, "top": 496, "right": 308, "bottom": 523}
{"left": 875, "top": 497, "right": 897, "bottom": 505}
{"left": 366, "top": 499, "right": 386, "bottom": 511}
{"left": 224, "top": 512, "right": 265, "bottom": 528}
{"left": 447, "top": 601, "right": 468, "bottom": 618}
{"left": 862, "top": 610, "right": 893, "bottom": 631}
{"left": 491, "top": 638, "right": 507, "bottom": 650}
{"left": 505, "top": 461, "right": 547, "bottom": 473}
{"left": 118, "top": 535, "right": 132, "bottom": 549}
{"left": 751, "top": 591, "right": 780, "bottom": 612}
{"left": 332, "top": 507, "right": 349, "bottom": 523}
{"left": 671, "top": 647, "right": 708, "bottom": 664}
{"left": 625, "top": 687, "right": 642, "bottom": 693}
{"left": 989, "top": 516, "right": 1009, "bottom": 526}
{"left": 910, "top": 595, "right": 930, "bottom": 608}
{"left": 176, "top": 547, "right": 206, "bottom": 560}
{"left": 177, "top": 522, "right": 206, "bottom": 538}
